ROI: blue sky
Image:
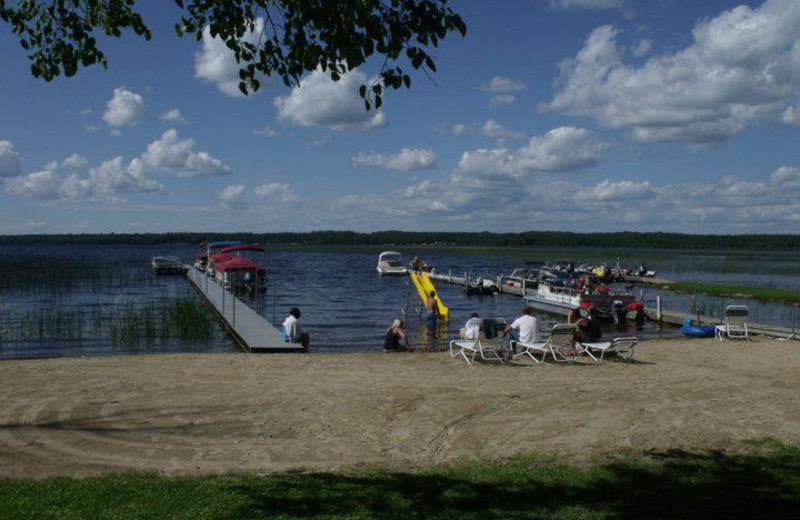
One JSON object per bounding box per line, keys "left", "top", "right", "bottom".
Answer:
{"left": 1, "top": 0, "right": 799, "bottom": 234}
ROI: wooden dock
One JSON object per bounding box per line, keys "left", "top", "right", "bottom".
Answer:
{"left": 185, "top": 266, "right": 303, "bottom": 353}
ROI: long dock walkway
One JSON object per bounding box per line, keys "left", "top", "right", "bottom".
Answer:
{"left": 186, "top": 266, "right": 303, "bottom": 352}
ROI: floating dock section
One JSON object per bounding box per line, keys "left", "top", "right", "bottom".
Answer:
{"left": 186, "top": 266, "right": 303, "bottom": 352}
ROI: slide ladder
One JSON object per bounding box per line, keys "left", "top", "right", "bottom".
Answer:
{"left": 409, "top": 272, "right": 449, "bottom": 321}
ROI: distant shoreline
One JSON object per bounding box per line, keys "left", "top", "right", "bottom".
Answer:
{"left": 0, "top": 230, "right": 798, "bottom": 251}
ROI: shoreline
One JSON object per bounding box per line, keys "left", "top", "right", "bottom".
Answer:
{"left": 1, "top": 337, "right": 799, "bottom": 479}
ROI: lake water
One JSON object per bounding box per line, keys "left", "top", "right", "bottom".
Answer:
{"left": 1, "top": 244, "right": 798, "bottom": 359}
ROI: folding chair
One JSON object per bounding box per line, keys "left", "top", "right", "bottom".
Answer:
{"left": 715, "top": 305, "right": 750, "bottom": 341}
{"left": 580, "top": 337, "right": 638, "bottom": 362}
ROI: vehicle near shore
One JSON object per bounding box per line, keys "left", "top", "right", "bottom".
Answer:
{"left": 377, "top": 251, "right": 408, "bottom": 276}
{"left": 194, "top": 240, "right": 243, "bottom": 274}
{"left": 524, "top": 281, "right": 638, "bottom": 319}
{"left": 151, "top": 255, "right": 185, "bottom": 275}
{"left": 209, "top": 244, "right": 267, "bottom": 291}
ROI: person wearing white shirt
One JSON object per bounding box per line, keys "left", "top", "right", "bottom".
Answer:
{"left": 460, "top": 312, "right": 482, "bottom": 340}
{"left": 282, "top": 307, "right": 310, "bottom": 348}
{"left": 499, "top": 307, "right": 539, "bottom": 361}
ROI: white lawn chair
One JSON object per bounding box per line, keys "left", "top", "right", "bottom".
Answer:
{"left": 449, "top": 338, "right": 504, "bottom": 365}
{"left": 512, "top": 323, "right": 576, "bottom": 364}
{"left": 580, "top": 337, "right": 638, "bottom": 363}
{"left": 715, "top": 305, "right": 750, "bottom": 341}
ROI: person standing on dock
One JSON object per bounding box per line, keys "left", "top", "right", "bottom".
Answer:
{"left": 426, "top": 291, "right": 440, "bottom": 332}
{"left": 283, "top": 307, "right": 310, "bottom": 348}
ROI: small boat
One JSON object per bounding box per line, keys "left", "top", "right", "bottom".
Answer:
{"left": 465, "top": 277, "right": 498, "bottom": 295}
{"left": 210, "top": 244, "right": 267, "bottom": 291}
{"left": 524, "top": 281, "right": 637, "bottom": 319}
{"left": 377, "top": 251, "right": 408, "bottom": 276}
{"left": 680, "top": 325, "right": 717, "bottom": 338}
{"left": 196, "top": 240, "right": 243, "bottom": 275}
{"left": 151, "top": 255, "right": 185, "bottom": 275}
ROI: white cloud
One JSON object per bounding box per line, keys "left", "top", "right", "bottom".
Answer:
{"left": 89, "top": 157, "right": 164, "bottom": 195}
{"left": 274, "top": 68, "right": 387, "bottom": 131}
{"left": 575, "top": 179, "right": 652, "bottom": 201}
{"left": 489, "top": 94, "right": 516, "bottom": 108}
{"left": 546, "top": 0, "right": 800, "bottom": 144}
{"left": 61, "top": 153, "right": 89, "bottom": 171}
{"left": 254, "top": 182, "right": 298, "bottom": 202}
{"left": 631, "top": 39, "right": 652, "bottom": 57}
{"left": 451, "top": 123, "right": 470, "bottom": 136}
{"left": 253, "top": 125, "right": 279, "bottom": 137}
{"left": 479, "top": 120, "right": 524, "bottom": 141}
{"left": 219, "top": 184, "right": 247, "bottom": 207}
{"left": 194, "top": 19, "right": 266, "bottom": 97}
{"left": 351, "top": 148, "right": 437, "bottom": 171}
{"left": 6, "top": 169, "right": 61, "bottom": 199}
{"left": 0, "top": 140, "right": 23, "bottom": 177}
{"left": 481, "top": 76, "right": 526, "bottom": 93}
{"left": 457, "top": 126, "right": 605, "bottom": 177}
{"left": 781, "top": 104, "right": 800, "bottom": 126}
{"left": 141, "top": 129, "right": 231, "bottom": 177}
{"left": 102, "top": 87, "right": 146, "bottom": 127}
{"left": 159, "top": 108, "right": 187, "bottom": 125}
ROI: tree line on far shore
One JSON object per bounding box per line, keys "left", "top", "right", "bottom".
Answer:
{"left": 0, "top": 231, "right": 798, "bottom": 251}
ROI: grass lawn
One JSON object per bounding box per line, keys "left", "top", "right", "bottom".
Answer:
{"left": 662, "top": 282, "right": 800, "bottom": 306}
{"left": 1, "top": 440, "right": 798, "bottom": 519}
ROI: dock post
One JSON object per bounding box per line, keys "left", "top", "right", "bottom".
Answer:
{"left": 448, "top": 270, "right": 452, "bottom": 282}
{"left": 656, "top": 295, "right": 662, "bottom": 322}
{"left": 222, "top": 285, "right": 226, "bottom": 315}
{"left": 232, "top": 292, "right": 236, "bottom": 326}
{"left": 522, "top": 278, "right": 526, "bottom": 297}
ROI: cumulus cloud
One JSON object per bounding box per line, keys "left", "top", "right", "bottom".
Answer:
{"left": 479, "top": 120, "right": 524, "bottom": 141}
{"left": 159, "top": 108, "right": 187, "bottom": 125}
{"left": 575, "top": 179, "right": 652, "bottom": 201}
{"left": 457, "top": 126, "right": 605, "bottom": 177}
{"left": 61, "top": 154, "right": 89, "bottom": 171}
{"left": 6, "top": 169, "right": 62, "bottom": 199}
{"left": 351, "top": 148, "right": 437, "bottom": 171}
{"left": 219, "top": 182, "right": 299, "bottom": 208}
{"left": 142, "top": 129, "right": 231, "bottom": 177}
{"left": 102, "top": 87, "right": 146, "bottom": 127}
{"left": 781, "top": 104, "right": 800, "bottom": 126}
{"left": 631, "top": 39, "right": 652, "bottom": 57}
{"left": 89, "top": 157, "right": 163, "bottom": 195}
{"left": 194, "top": 18, "right": 266, "bottom": 97}
{"left": 480, "top": 76, "right": 526, "bottom": 93}
{"left": 490, "top": 94, "right": 516, "bottom": 108}
{"left": 274, "top": 68, "right": 387, "bottom": 131}
{"left": 545, "top": 0, "right": 800, "bottom": 144}
{"left": 0, "top": 140, "right": 23, "bottom": 177}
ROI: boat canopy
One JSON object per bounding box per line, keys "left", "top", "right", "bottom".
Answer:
{"left": 220, "top": 244, "right": 266, "bottom": 254}
{"left": 215, "top": 256, "right": 263, "bottom": 272}
{"left": 201, "top": 240, "right": 243, "bottom": 250}
{"left": 379, "top": 251, "right": 401, "bottom": 260}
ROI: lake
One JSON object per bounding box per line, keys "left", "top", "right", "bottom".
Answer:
{"left": 1, "top": 244, "right": 798, "bottom": 359}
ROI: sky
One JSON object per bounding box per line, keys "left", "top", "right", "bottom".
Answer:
{"left": 1, "top": 0, "right": 800, "bottom": 235}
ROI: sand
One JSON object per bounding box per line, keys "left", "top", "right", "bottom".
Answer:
{"left": 1, "top": 337, "right": 799, "bottom": 479}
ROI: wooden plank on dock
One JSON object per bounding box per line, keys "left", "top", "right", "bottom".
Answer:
{"left": 185, "top": 266, "right": 303, "bottom": 352}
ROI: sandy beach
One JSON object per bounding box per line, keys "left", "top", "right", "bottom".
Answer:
{"left": 1, "top": 337, "right": 798, "bottom": 479}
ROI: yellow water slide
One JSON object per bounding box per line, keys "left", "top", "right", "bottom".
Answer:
{"left": 409, "top": 272, "right": 449, "bottom": 320}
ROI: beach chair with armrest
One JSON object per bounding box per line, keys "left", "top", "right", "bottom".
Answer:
{"left": 580, "top": 336, "right": 638, "bottom": 362}
{"left": 715, "top": 305, "right": 750, "bottom": 341}
{"left": 512, "top": 323, "right": 576, "bottom": 364}
{"left": 449, "top": 323, "right": 505, "bottom": 366}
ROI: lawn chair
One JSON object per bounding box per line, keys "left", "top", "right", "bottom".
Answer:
{"left": 449, "top": 321, "right": 506, "bottom": 366}
{"left": 715, "top": 305, "right": 750, "bottom": 341}
{"left": 580, "top": 337, "right": 638, "bottom": 363}
{"left": 512, "top": 323, "right": 577, "bottom": 364}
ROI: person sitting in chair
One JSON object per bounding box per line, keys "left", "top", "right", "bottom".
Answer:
{"left": 499, "top": 307, "right": 539, "bottom": 362}
{"left": 460, "top": 312, "right": 481, "bottom": 340}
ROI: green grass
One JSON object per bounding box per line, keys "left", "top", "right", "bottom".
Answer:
{"left": 661, "top": 282, "right": 800, "bottom": 305}
{"left": 1, "top": 441, "right": 798, "bottom": 519}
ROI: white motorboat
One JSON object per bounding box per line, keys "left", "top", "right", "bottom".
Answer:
{"left": 376, "top": 251, "right": 408, "bottom": 276}
{"left": 524, "top": 282, "right": 637, "bottom": 318}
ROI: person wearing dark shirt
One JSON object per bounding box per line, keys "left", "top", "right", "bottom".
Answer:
{"left": 384, "top": 318, "right": 411, "bottom": 352}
